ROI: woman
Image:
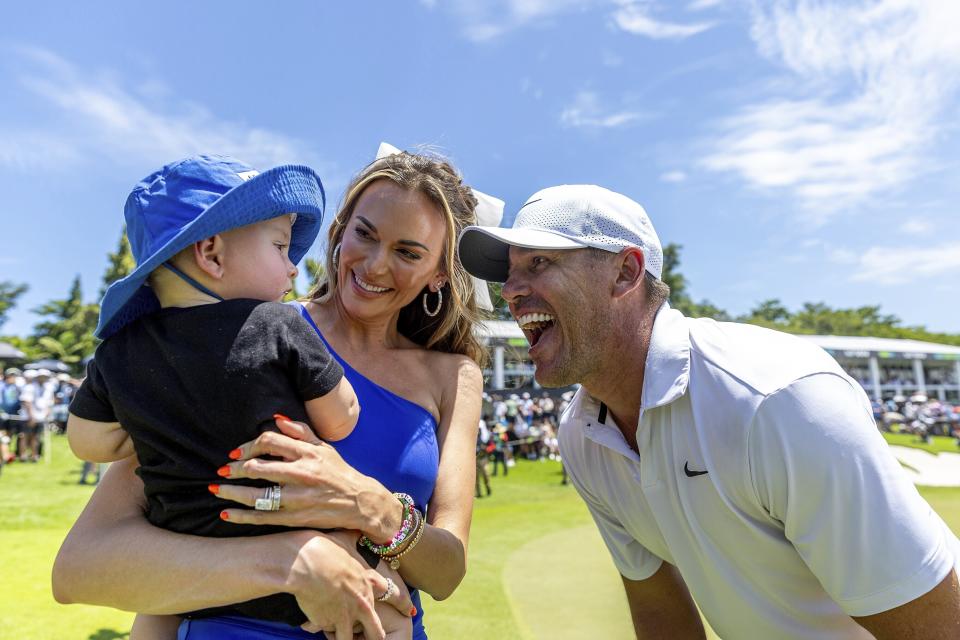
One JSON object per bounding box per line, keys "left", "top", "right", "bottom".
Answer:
{"left": 52, "top": 151, "right": 487, "bottom": 640}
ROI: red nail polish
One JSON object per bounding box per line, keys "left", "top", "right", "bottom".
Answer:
{"left": 217, "top": 465, "right": 231, "bottom": 477}
{"left": 208, "top": 484, "right": 220, "bottom": 495}
{"left": 220, "top": 511, "right": 229, "bottom": 520}
{"left": 228, "top": 448, "right": 242, "bottom": 460}
{"left": 410, "top": 607, "right": 417, "bottom": 616}
{"left": 273, "top": 413, "right": 291, "bottom": 422}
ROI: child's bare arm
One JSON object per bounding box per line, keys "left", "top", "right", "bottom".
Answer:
{"left": 304, "top": 377, "right": 360, "bottom": 442}
{"left": 67, "top": 412, "right": 135, "bottom": 462}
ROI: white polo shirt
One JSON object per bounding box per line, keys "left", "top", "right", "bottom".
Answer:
{"left": 560, "top": 306, "right": 959, "bottom": 639}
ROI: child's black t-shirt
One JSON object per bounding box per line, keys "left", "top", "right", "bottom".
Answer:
{"left": 70, "top": 299, "right": 344, "bottom": 625}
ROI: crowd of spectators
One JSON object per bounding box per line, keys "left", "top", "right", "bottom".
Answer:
{"left": 0, "top": 367, "right": 81, "bottom": 473}
{"left": 9, "top": 363, "right": 955, "bottom": 494}
{"left": 872, "top": 393, "right": 960, "bottom": 445}
{"left": 474, "top": 389, "right": 575, "bottom": 497}
{"left": 0, "top": 364, "right": 582, "bottom": 494}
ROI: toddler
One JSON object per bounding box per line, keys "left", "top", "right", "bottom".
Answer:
{"left": 67, "top": 155, "right": 404, "bottom": 634}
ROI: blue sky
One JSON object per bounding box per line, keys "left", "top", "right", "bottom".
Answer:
{"left": 3, "top": 0, "right": 959, "bottom": 337}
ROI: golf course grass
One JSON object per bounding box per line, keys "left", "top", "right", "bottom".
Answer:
{"left": 882, "top": 431, "right": 960, "bottom": 455}
{"left": 1, "top": 435, "right": 958, "bottom": 639}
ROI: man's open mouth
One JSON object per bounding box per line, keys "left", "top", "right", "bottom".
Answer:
{"left": 516, "top": 312, "right": 556, "bottom": 348}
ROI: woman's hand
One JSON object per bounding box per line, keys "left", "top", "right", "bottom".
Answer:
{"left": 213, "top": 417, "right": 403, "bottom": 543}
{"left": 286, "top": 531, "right": 413, "bottom": 640}
{"left": 298, "top": 530, "right": 415, "bottom": 637}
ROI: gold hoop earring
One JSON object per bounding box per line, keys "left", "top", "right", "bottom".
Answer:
{"left": 422, "top": 286, "right": 443, "bottom": 317}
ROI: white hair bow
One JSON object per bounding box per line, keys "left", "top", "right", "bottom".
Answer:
{"left": 376, "top": 142, "right": 503, "bottom": 311}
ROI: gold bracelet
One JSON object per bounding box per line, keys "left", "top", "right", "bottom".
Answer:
{"left": 383, "top": 508, "right": 425, "bottom": 570}
{"left": 382, "top": 508, "right": 420, "bottom": 558}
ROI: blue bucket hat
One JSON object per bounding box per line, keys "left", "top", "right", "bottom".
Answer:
{"left": 96, "top": 154, "right": 326, "bottom": 339}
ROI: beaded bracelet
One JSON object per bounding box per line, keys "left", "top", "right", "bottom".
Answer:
{"left": 382, "top": 508, "right": 425, "bottom": 570}
{"left": 359, "top": 493, "right": 416, "bottom": 556}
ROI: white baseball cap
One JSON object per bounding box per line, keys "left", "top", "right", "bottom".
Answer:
{"left": 457, "top": 184, "right": 663, "bottom": 283}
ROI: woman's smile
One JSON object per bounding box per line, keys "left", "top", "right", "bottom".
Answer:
{"left": 351, "top": 270, "right": 392, "bottom": 294}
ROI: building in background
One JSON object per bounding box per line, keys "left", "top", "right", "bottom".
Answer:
{"left": 796, "top": 336, "right": 960, "bottom": 402}
{"left": 479, "top": 321, "right": 960, "bottom": 401}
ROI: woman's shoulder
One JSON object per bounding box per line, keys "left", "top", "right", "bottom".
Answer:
{"left": 400, "top": 348, "right": 481, "bottom": 401}
{"left": 425, "top": 350, "right": 482, "bottom": 394}
{"left": 420, "top": 347, "right": 480, "bottom": 375}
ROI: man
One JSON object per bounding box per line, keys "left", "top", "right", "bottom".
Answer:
{"left": 540, "top": 391, "right": 556, "bottom": 428}
{"left": 0, "top": 368, "right": 23, "bottom": 464}
{"left": 458, "top": 185, "right": 960, "bottom": 639}
{"left": 19, "top": 369, "right": 55, "bottom": 462}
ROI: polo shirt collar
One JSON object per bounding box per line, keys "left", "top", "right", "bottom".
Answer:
{"left": 568, "top": 386, "right": 641, "bottom": 462}
{"left": 568, "top": 302, "right": 691, "bottom": 424}
{"left": 641, "top": 303, "right": 691, "bottom": 410}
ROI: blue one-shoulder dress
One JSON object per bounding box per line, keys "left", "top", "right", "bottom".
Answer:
{"left": 178, "top": 303, "right": 440, "bottom": 640}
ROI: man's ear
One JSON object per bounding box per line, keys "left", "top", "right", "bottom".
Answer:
{"left": 192, "top": 235, "right": 226, "bottom": 280}
{"left": 611, "top": 248, "right": 645, "bottom": 299}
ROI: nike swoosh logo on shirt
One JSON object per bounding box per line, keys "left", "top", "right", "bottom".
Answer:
{"left": 684, "top": 462, "right": 708, "bottom": 477}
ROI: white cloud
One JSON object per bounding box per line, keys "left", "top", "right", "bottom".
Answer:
{"left": 559, "top": 91, "right": 644, "bottom": 129}
{"left": 660, "top": 170, "right": 688, "bottom": 183}
{"left": 851, "top": 241, "right": 960, "bottom": 284}
{"left": 613, "top": 1, "right": 714, "bottom": 39}
{"left": 0, "top": 46, "right": 325, "bottom": 172}
{"left": 464, "top": 23, "right": 510, "bottom": 42}
{"left": 701, "top": 0, "right": 960, "bottom": 218}
{"left": 827, "top": 248, "right": 858, "bottom": 264}
{"left": 0, "top": 132, "right": 84, "bottom": 170}
{"left": 437, "top": 0, "right": 715, "bottom": 42}
{"left": 687, "top": 0, "right": 725, "bottom": 10}
{"left": 441, "top": 0, "right": 601, "bottom": 42}
{"left": 899, "top": 218, "right": 933, "bottom": 235}
{"left": 519, "top": 77, "right": 543, "bottom": 99}
{"left": 601, "top": 50, "right": 623, "bottom": 67}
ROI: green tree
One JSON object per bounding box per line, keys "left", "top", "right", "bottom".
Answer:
{"left": 734, "top": 299, "right": 960, "bottom": 346}
{"left": 303, "top": 258, "right": 324, "bottom": 293}
{"left": 737, "top": 299, "right": 791, "bottom": 329}
{"left": 660, "top": 243, "right": 729, "bottom": 319}
{"left": 486, "top": 282, "right": 512, "bottom": 320}
{"left": 2, "top": 335, "right": 41, "bottom": 361}
{"left": 31, "top": 275, "right": 99, "bottom": 370}
{"left": 285, "top": 258, "right": 325, "bottom": 301}
{"left": 33, "top": 276, "right": 84, "bottom": 335}
{"left": 0, "top": 281, "right": 29, "bottom": 331}
{"left": 683, "top": 300, "right": 732, "bottom": 321}
{"left": 100, "top": 228, "right": 136, "bottom": 296}
{"left": 660, "top": 243, "right": 688, "bottom": 303}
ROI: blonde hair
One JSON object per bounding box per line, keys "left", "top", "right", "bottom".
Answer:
{"left": 310, "top": 151, "right": 488, "bottom": 367}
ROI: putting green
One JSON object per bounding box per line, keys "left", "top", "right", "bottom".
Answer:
{"left": 502, "top": 524, "right": 720, "bottom": 640}
{"left": 501, "top": 524, "right": 634, "bottom": 639}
